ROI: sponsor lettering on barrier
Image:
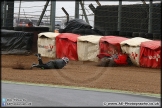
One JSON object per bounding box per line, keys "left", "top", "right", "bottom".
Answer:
{"left": 131, "top": 52, "right": 138, "bottom": 59}
{"left": 38, "top": 44, "right": 54, "bottom": 51}
{"left": 148, "top": 54, "right": 160, "bottom": 61}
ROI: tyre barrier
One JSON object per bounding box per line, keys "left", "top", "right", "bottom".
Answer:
{"left": 132, "top": 32, "right": 139, "bottom": 37}
{"left": 22, "top": 27, "right": 37, "bottom": 31}
{"left": 1, "top": 27, "right": 6, "bottom": 29}
{"left": 2, "top": 27, "right": 14, "bottom": 30}
{"left": 139, "top": 32, "right": 146, "bottom": 38}
{"left": 100, "top": 30, "right": 106, "bottom": 36}
{"left": 145, "top": 33, "right": 153, "bottom": 40}
{"left": 60, "top": 29, "right": 110, "bottom": 36}
{"left": 14, "top": 27, "right": 49, "bottom": 32}
{"left": 105, "top": 31, "right": 119, "bottom": 36}
{"left": 119, "top": 31, "right": 127, "bottom": 37}
{"left": 105, "top": 31, "right": 112, "bottom": 35}
{"left": 113, "top": 31, "right": 119, "bottom": 36}
{"left": 35, "top": 27, "right": 49, "bottom": 32}
{"left": 153, "top": 33, "right": 161, "bottom": 40}
{"left": 126, "top": 31, "right": 133, "bottom": 38}
{"left": 14, "top": 27, "right": 23, "bottom": 31}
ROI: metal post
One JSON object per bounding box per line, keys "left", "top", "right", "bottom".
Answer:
{"left": 88, "top": 3, "right": 96, "bottom": 13}
{"left": 141, "top": 0, "right": 146, "bottom": 4}
{"left": 17, "top": 0, "right": 21, "bottom": 26}
{"left": 37, "top": 0, "right": 50, "bottom": 26}
{"left": 45, "top": 14, "right": 48, "bottom": 23}
{"left": 23, "top": 9, "right": 27, "bottom": 20}
{"left": 95, "top": 0, "right": 101, "bottom": 6}
{"left": 148, "top": 0, "right": 153, "bottom": 33}
{"left": 3, "top": 1, "right": 7, "bottom": 27}
{"left": 61, "top": 7, "right": 69, "bottom": 23}
{"left": 80, "top": 0, "right": 89, "bottom": 24}
{"left": 75, "top": 0, "right": 79, "bottom": 19}
{"left": 118, "top": 1, "right": 122, "bottom": 31}
{"left": 50, "top": 0, "right": 56, "bottom": 32}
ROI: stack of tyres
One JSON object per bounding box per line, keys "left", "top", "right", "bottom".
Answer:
{"left": 94, "top": 3, "right": 161, "bottom": 35}
{"left": 145, "top": 33, "right": 153, "bottom": 40}
{"left": 119, "top": 31, "right": 127, "bottom": 37}
{"left": 14, "top": 27, "right": 23, "bottom": 31}
{"left": 100, "top": 30, "right": 106, "bottom": 36}
{"left": 113, "top": 31, "right": 120, "bottom": 36}
{"left": 105, "top": 31, "right": 119, "bottom": 36}
{"left": 35, "top": 27, "right": 49, "bottom": 32}
{"left": 129, "top": 5, "right": 149, "bottom": 33}
{"left": 139, "top": 32, "right": 146, "bottom": 38}
{"left": 2, "top": 27, "right": 14, "bottom": 30}
{"left": 152, "top": 3, "right": 161, "bottom": 34}
{"left": 94, "top": 6, "right": 106, "bottom": 31}
{"left": 105, "top": 31, "right": 112, "bottom": 36}
{"left": 132, "top": 32, "right": 139, "bottom": 37}
{"left": 153, "top": 33, "right": 161, "bottom": 40}
{"left": 126, "top": 31, "right": 133, "bottom": 38}
{"left": 121, "top": 6, "right": 132, "bottom": 32}
{"left": 94, "top": 6, "right": 118, "bottom": 33}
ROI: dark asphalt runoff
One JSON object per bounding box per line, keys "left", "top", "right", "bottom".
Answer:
{"left": 1, "top": 81, "right": 161, "bottom": 107}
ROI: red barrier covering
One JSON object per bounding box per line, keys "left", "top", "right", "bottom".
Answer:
{"left": 99, "top": 36, "right": 128, "bottom": 56}
{"left": 140, "top": 40, "right": 161, "bottom": 68}
{"left": 114, "top": 53, "right": 129, "bottom": 65}
{"left": 56, "top": 33, "right": 80, "bottom": 60}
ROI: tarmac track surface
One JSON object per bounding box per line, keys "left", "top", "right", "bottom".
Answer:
{"left": 1, "top": 81, "right": 161, "bottom": 107}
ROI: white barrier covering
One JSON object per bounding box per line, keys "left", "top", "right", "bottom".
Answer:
{"left": 38, "top": 32, "right": 60, "bottom": 58}
{"left": 77, "top": 35, "right": 103, "bottom": 62}
{"left": 120, "top": 37, "right": 151, "bottom": 66}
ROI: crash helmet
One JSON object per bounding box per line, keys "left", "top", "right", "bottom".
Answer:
{"left": 62, "top": 57, "right": 69, "bottom": 64}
